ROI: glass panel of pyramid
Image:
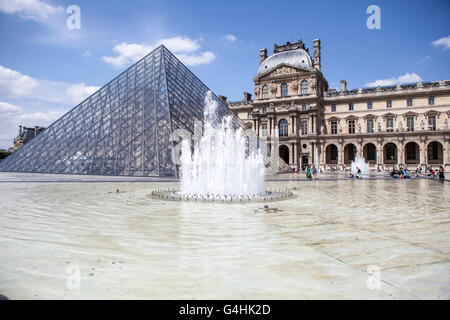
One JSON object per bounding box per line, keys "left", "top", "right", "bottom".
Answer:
{"left": 0, "top": 46, "right": 237, "bottom": 177}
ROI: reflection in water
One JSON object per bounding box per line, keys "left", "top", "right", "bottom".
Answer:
{"left": 0, "top": 176, "right": 448, "bottom": 299}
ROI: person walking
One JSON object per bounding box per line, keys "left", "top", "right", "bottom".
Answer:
{"left": 438, "top": 166, "right": 445, "bottom": 181}
{"left": 306, "top": 165, "right": 312, "bottom": 180}
{"left": 312, "top": 165, "right": 318, "bottom": 180}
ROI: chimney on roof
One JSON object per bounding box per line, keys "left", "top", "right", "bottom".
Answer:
{"left": 218, "top": 95, "right": 227, "bottom": 103}
{"left": 313, "top": 39, "right": 321, "bottom": 72}
{"left": 243, "top": 92, "right": 252, "bottom": 102}
{"left": 259, "top": 48, "right": 267, "bottom": 65}
{"left": 340, "top": 80, "right": 347, "bottom": 92}
{"left": 18, "top": 125, "right": 22, "bottom": 136}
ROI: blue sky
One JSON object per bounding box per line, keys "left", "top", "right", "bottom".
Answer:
{"left": 0, "top": 0, "right": 449, "bottom": 148}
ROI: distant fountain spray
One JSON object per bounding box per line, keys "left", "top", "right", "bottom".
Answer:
{"left": 314, "top": 146, "right": 320, "bottom": 177}
{"left": 150, "top": 91, "right": 294, "bottom": 202}
{"left": 351, "top": 156, "right": 370, "bottom": 175}
{"left": 179, "top": 91, "right": 265, "bottom": 198}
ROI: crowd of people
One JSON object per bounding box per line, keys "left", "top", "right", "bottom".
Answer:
{"left": 290, "top": 164, "right": 446, "bottom": 181}
{"left": 390, "top": 167, "right": 411, "bottom": 179}
{"left": 390, "top": 165, "right": 446, "bottom": 180}
{"left": 305, "top": 165, "right": 319, "bottom": 180}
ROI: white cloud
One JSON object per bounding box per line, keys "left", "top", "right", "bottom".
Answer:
{"left": 158, "top": 36, "right": 200, "bottom": 53}
{"left": 15, "top": 109, "right": 66, "bottom": 125}
{"left": 0, "top": 100, "right": 66, "bottom": 148}
{"left": 431, "top": 35, "right": 450, "bottom": 50}
{"left": 0, "top": 65, "right": 100, "bottom": 105}
{"left": 417, "top": 55, "right": 431, "bottom": 64}
{"left": 223, "top": 34, "right": 237, "bottom": 43}
{"left": 176, "top": 52, "right": 216, "bottom": 66}
{"left": 102, "top": 36, "right": 215, "bottom": 68}
{"left": 0, "top": 101, "right": 22, "bottom": 114}
{"left": 0, "top": 65, "right": 101, "bottom": 148}
{"left": 365, "top": 73, "right": 422, "bottom": 87}
{"left": 0, "top": 0, "right": 64, "bottom": 23}
{"left": 66, "top": 83, "right": 100, "bottom": 105}
{"left": 0, "top": 65, "right": 39, "bottom": 98}
{"left": 82, "top": 51, "right": 91, "bottom": 57}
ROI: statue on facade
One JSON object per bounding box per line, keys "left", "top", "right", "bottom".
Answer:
{"left": 357, "top": 122, "right": 362, "bottom": 133}
{"left": 444, "top": 118, "right": 448, "bottom": 130}
{"left": 399, "top": 121, "right": 404, "bottom": 131}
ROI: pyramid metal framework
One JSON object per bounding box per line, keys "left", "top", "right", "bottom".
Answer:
{"left": 0, "top": 45, "right": 238, "bottom": 177}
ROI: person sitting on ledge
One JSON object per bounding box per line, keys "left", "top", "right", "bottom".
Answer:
{"left": 415, "top": 167, "right": 421, "bottom": 178}
{"left": 355, "top": 167, "right": 362, "bottom": 179}
{"left": 346, "top": 169, "right": 354, "bottom": 179}
{"left": 403, "top": 168, "right": 411, "bottom": 179}
{"left": 428, "top": 168, "right": 437, "bottom": 178}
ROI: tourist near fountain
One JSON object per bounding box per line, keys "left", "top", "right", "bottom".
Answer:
{"left": 350, "top": 156, "right": 370, "bottom": 176}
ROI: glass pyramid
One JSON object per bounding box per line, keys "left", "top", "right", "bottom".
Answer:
{"left": 0, "top": 45, "right": 237, "bottom": 177}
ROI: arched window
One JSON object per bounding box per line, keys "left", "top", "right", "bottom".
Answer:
{"left": 301, "top": 80, "right": 308, "bottom": 95}
{"left": 281, "top": 82, "right": 288, "bottom": 97}
{"left": 262, "top": 85, "right": 269, "bottom": 99}
{"left": 279, "top": 119, "right": 289, "bottom": 137}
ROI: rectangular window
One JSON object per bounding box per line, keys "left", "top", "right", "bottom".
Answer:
{"left": 247, "top": 111, "right": 252, "bottom": 118}
{"left": 331, "top": 104, "right": 336, "bottom": 112}
{"left": 301, "top": 120, "right": 308, "bottom": 135}
{"left": 387, "top": 100, "right": 392, "bottom": 108}
{"left": 428, "top": 115, "right": 436, "bottom": 130}
{"left": 302, "top": 104, "right": 307, "bottom": 111}
{"left": 367, "top": 119, "right": 374, "bottom": 133}
{"left": 407, "top": 117, "right": 414, "bottom": 132}
{"left": 331, "top": 121, "right": 337, "bottom": 135}
{"left": 262, "top": 107, "right": 267, "bottom": 114}
{"left": 261, "top": 123, "right": 267, "bottom": 136}
{"left": 386, "top": 118, "right": 394, "bottom": 132}
{"left": 407, "top": 98, "right": 413, "bottom": 106}
{"left": 367, "top": 101, "right": 372, "bottom": 110}
{"left": 428, "top": 96, "right": 434, "bottom": 105}
{"left": 349, "top": 103, "right": 354, "bottom": 111}
{"left": 348, "top": 120, "right": 355, "bottom": 134}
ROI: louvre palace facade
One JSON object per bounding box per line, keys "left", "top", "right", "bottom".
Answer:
{"left": 227, "top": 39, "right": 450, "bottom": 171}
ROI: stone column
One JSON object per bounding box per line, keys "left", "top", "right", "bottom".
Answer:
{"left": 291, "top": 116, "right": 295, "bottom": 135}
{"left": 257, "top": 118, "right": 260, "bottom": 138}
{"left": 338, "top": 142, "right": 344, "bottom": 166}
{"left": 308, "top": 117, "right": 313, "bottom": 135}
{"left": 291, "top": 142, "right": 295, "bottom": 164}
{"left": 320, "top": 143, "right": 326, "bottom": 166}
{"left": 420, "top": 139, "right": 427, "bottom": 166}
{"left": 444, "top": 140, "right": 449, "bottom": 165}
{"left": 377, "top": 146, "right": 383, "bottom": 166}
{"left": 274, "top": 115, "right": 278, "bottom": 137}
{"left": 358, "top": 141, "right": 363, "bottom": 158}
{"left": 398, "top": 141, "right": 404, "bottom": 166}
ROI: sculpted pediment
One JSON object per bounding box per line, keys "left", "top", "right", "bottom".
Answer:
{"left": 256, "top": 63, "right": 312, "bottom": 81}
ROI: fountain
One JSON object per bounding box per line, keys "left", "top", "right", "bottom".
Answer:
{"left": 150, "top": 91, "right": 293, "bottom": 202}
{"left": 314, "top": 146, "right": 320, "bottom": 177}
{"left": 351, "top": 156, "right": 370, "bottom": 175}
